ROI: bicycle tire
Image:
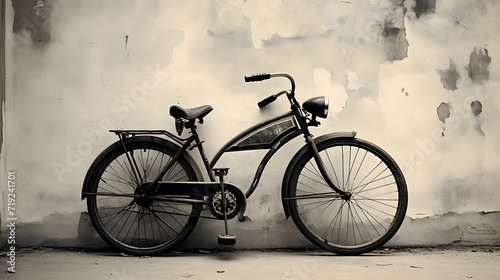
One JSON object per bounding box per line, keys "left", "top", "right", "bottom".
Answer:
{"left": 85, "top": 136, "right": 202, "bottom": 255}
{"left": 287, "top": 137, "right": 408, "bottom": 255}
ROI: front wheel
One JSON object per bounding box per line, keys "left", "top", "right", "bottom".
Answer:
{"left": 287, "top": 138, "right": 408, "bottom": 255}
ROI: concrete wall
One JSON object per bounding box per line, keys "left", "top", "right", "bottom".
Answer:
{"left": 1, "top": 0, "right": 499, "bottom": 249}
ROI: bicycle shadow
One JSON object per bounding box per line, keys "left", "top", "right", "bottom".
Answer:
{"left": 90, "top": 248, "right": 398, "bottom": 260}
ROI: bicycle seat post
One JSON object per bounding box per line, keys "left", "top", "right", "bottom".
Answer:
{"left": 213, "top": 168, "right": 236, "bottom": 246}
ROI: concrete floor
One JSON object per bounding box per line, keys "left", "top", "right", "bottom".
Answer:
{"left": 1, "top": 247, "right": 499, "bottom": 280}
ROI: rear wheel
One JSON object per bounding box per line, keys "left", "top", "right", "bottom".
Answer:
{"left": 85, "top": 137, "right": 201, "bottom": 255}
{"left": 288, "top": 138, "right": 408, "bottom": 255}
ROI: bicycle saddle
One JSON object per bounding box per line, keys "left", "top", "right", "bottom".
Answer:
{"left": 169, "top": 105, "right": 213, "bottom": 120}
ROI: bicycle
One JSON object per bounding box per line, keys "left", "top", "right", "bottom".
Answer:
{"left": 81, "top": 73, "right": 408, "bottom": 256}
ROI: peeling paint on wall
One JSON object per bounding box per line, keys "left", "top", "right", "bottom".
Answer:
{"left": 471, "top": 100, "right": 482, "bottom": 116}
{"left": 381, "top": 26, "right": 408, "bottom": 61}
{"left": 470, "top": 100, "right": 484, "bottom": 136}
{"left": 375, "top": 0, "right": 409, "bottom": 61}
{"left": 437, "top": 102, "right": 451, "bottom": 135}
{"left": 437, "top": 102, "right": 451, "bottom": 123}
{"left": 468, "top": 48, "right": 492, "bottom": 83}
{"left": 414, "top": 0, "right": 437, "bottom": 18}
{"left": 12, "top": 0, "right": 51, "bottom": 47}
{"left": 390, "top": 211, "right": 500, "bottom": 247}
{"left": 438, "top": 60, "right": 460, "bottom": 91}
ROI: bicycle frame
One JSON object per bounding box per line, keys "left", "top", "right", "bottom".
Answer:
{"left": 85, "top": 72, "right": 349, "bottom": 213}
{"left": 109, "top": 103, "right": 347, "bottom": 201}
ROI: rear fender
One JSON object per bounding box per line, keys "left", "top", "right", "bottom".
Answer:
{"left": 81, "top": 136, "right": 203, "bottom": 200}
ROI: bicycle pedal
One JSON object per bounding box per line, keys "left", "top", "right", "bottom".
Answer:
{"left": 238, "top": 215, "right": 250, "bottom": 222}
{"left": 218, "top": 234, "right": 236, "bottom": 245}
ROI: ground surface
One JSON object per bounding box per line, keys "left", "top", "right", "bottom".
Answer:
{"left": 1, "top": 247, "right": 499, "bottom": 280}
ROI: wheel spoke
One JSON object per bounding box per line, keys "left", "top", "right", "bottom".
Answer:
{"left": 355, "top": 195, "right": 398, "bottom": 209}
{"left": 324, "top": 149, "right": 342, "bottom": 187}
{"left": 350, "top": 201, "right": 372, "bottom": 244}
{"left": 298, "top": 171, "right": 329, "bottom": 189}
{"left": 346, "top": 147, "right": 360, "bottom": 193}
{"left": 103, "top": 166, "right": 136, "bottom": 189}
{"left": 351, "top": 199, "right": 389, "bottom": 232}
{"left": 354, "top": 181, "right": 396, "bottom": 196}
{"left": 149, "top": 208, "right": 179, "bottom": 234}
{"left": 293, "top": 191, "right": 343, "bottom": 200}
{"left": 107, "top": 165, "right": 132, "bottom": 189}
{"left": 354, "top": 197, "right": 398, "bottom": 217}
{"left": 143, "top": 150, "right": 161, "bottom": 181}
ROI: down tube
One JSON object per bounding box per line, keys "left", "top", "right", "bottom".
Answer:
{"left": 243, "top": 129, "right": 303, "bottom": 198}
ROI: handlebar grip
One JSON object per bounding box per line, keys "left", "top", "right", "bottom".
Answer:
{"left": 257, "top": 95, "right": 277, "bottom": 108}
{"left": 245, "top": 73, "right": 271, "bottom": 82}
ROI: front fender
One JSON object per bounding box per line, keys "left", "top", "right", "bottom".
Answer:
{"left": 281, "top": 131, "right": 357, "bottom": 218}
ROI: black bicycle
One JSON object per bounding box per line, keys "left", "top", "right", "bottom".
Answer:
{"left": 81, "top": 73, "right": 408, "bottom": 256}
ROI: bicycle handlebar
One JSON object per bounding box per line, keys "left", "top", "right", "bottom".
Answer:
{"left": 257, "top": 95, "right": 276, "bottom": 108}
{"left": 244, "top": 73, "right": 271, "bottom": 82}
{"left": 244, "top": 73, "right": 296, "bottom": 108}
{"left": 257, "top": 90, "right": 288, "bottom": 108}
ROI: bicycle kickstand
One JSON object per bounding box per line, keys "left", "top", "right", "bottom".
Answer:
{"left": 213, "top": 168, "right": 237, "bottom": 246}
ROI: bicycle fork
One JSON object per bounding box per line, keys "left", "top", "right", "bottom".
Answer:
{"left": 305, "top": 135, "right": 351, "bottom": 200}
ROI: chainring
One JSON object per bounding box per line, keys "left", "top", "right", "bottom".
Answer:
{"left": 208, "top": 185, "right": 244, "bottom": 220}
